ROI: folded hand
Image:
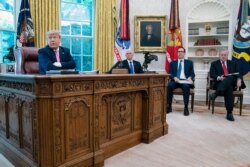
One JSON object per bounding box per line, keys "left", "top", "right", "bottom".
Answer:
{"left": 187, "top": 77, "right": 193, "bottom": 84}
{"left": 237, "top": 79, "right": 242, "bottom": 88}
{"left": 174, "top": 77, "right": 179, "bottom": 83}
{"left": 53, "top": 62, "right": 62, "bottom": 67}
{"left": 217, "top": 75, "right": 224, "bottom": 81}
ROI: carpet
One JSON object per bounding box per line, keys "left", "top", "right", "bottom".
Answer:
{"left": 0, "top": 154, "right": 14, "bottom": 167}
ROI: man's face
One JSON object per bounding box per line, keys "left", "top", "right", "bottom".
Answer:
{"left": 126, "top": 52, "right": 133, "bottom": 60}
{"left": 177, "top": 48, "right": 185, "bottom": 59}
{"left": 219, "top": 51, "right": 228, "bottom": 62}
{"left": 48, "top": 34, "right": 61, "bottom": 49}
{"left": 146, "top": 26, "right": 153, "bottom": 34}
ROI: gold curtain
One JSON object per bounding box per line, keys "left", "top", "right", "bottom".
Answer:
{"left": 95, "top": 0, "right": 116, "bottom": 72}
{"left": 29, "top": 0, "right": 60, "bottom": 48}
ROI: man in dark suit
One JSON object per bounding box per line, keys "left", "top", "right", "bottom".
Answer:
{"left": 209, "top": 48, "right": 245, "bottom": 121}
{"left": 141, "top": 24, "right": 161, "bottom": 47}
{"left": 38, "top": 30, "right": 76, "bottom": 74}
{"left": 110, "top": 50, "right": 143, "bottom": 74}
{"left": 167, "top": 47, "right": 195, "bottom": 116}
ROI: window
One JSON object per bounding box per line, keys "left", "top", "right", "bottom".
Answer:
{"left": 60, "top": 0, "right": 94, "bottom": 71}
{"left": 0, "top": 0, "right": 15, "bottom": 63}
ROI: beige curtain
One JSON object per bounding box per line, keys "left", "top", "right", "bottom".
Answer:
{"left": 30, "top": 0, "right": 60, "bottom": 48}
{"left": 95, "top": 0, "right": 116, "bottom": 72}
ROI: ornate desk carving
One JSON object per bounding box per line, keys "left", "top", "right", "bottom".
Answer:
{"left": 0, "top": 73, "right": 168, "bottom": 167}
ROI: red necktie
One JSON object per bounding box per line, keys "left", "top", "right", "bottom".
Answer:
{"left": 222, "top": 61, "right": 228, "bottom": 75}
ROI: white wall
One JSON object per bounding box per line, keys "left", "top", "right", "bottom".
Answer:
{"left": 123, "top": 0, "right": 250, "bottom": 104}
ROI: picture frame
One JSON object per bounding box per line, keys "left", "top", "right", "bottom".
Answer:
{"left": 134, "top": 16, "right": 167, "bottom": 52}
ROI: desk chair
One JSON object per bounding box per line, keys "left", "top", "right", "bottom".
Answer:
{"left": 14, "top": 47, "right": 39, "bottom": 74}
{"left": 207, "top": 73, "right": 244, "bottom": 116}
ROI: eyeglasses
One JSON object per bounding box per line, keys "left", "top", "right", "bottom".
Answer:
{"left": 178, "top": 50, "right": 185, "bottom": 53}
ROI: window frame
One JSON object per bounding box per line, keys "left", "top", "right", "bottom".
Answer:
{"left": 0, "top": 0, "right": 16, "bottom": 63}
{"left": 60, "top": 0, "right": 95, "bottom": 72}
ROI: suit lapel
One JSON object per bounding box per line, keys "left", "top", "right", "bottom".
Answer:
{"left": 216, "top": 60, "right": 224, "bottom": 75}
{"left": 48, "top": 46, "right": 56, "bottom": 61}
{"left": 226, "top": 60, "right": 232, "bottom": 73}
{"left": 174, "top": 61, "right": 178, "bottom": 75}
{"left": 183, "top": 60, "right": 187, "bottom": 77}
{"left": 124, "top": 60, "right": 129, "bottom": 69}
{"left": 133, "top": 61, "right": 136, "bottom": 71}
{"left": 59, "top": 47, "right": 65, "bottom": 61}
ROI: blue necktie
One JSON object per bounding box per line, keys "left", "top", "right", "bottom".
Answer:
{"left": 177, "top": 60, "right": 182, "bottom": 79}
{"left": 129, "top": 61, "right": 134, "bottom": 74}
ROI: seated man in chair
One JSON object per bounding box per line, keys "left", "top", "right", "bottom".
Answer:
{"left": 109, "top": 50, "right": 143, "bottom": 74}
{"left": 38, "top": 30, "right": 76, "bottom": 74}
{"left": 167, "top": 47, "right": 195, "bottom": 116}
{"left": 209, "top": 48, "right": 245, "bottom": 121}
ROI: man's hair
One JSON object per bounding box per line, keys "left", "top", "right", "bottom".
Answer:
{"left": 219, "top": 48, "right": 229, "bottom": 55}
{"left": 178, "top": 47, "right": 186, "bottom": 53}
{"left": 46, "top": 30, "right": 61, "bottom": 39}
{"left": 126, "top": 50, "right": 133, "bottom": 55}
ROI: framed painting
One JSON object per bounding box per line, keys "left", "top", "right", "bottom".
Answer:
{"left": 134, "top": 16, "right": 167, "bottom": 52}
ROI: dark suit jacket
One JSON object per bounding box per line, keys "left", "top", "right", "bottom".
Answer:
{"left": 109, "top": 59, "right": 143, "bottom": 74}
{"left": 169, "top": 59, "right": 195, "bottom": 81}
{"left": 122, "top": 60, "right": 143, "bottom": 73}
{"left": 38, "top": 45, "right": 76, "bottom": 74}
{"left": 141, "top": 34, "right": 161, "bottom": 47}
{"left": 210, "top": 59, "right": 246, "bottom": 89}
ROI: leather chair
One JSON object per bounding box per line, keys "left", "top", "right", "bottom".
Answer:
{"left": 14, "top": 47, "right": 39, "bottom": 74}
{"left": 207, "top": 72, "right": 244, "bottom": 116}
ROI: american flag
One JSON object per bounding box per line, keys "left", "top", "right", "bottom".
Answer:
{"left": 16, "top": 0, "right": 35, "bottom": 47}
{"left": 114, "top": 0, "right": 131, "bottom": 61}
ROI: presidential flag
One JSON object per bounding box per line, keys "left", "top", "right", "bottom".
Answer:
{"left": 165, "top": 0, "right": 183, "bottom": 73}
{"left": 114, "top": 0, "right": 130, "bottom": 61}
{"left": 232, "top": 0, "right": 250, "bottom": 77}
{"left": 16, "top": 0, "right": 35, "bottom": 47}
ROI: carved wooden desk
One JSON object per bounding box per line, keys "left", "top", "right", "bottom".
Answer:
{"left": 0, "top": 73, "right": 168, "bottom": 167}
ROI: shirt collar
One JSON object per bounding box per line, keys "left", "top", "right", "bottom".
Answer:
{"left": 53, "top": 48, "right": 59, "bottom": 52}
{"left": 127, "top": 59, "right": 133, "bottom": 63}
{"left": 221, "top": 60, "right": 227, "bottom": 64}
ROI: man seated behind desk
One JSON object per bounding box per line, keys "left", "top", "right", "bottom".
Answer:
{"left": 38, "top": 30, "right": 76, "bottom": 74}
{"left": 167, "top": 47, "right": 195, "bottom": 116}
{"left": 111, "top": 50, "right": 143, "bottom": 74}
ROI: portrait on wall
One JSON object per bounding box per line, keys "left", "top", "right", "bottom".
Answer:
{"left": 134, "top": 16, "right": 167, "bottom": 52}
{"left": 7, "top": 64, "right": 15, "bottom": 73}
